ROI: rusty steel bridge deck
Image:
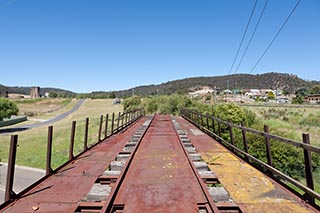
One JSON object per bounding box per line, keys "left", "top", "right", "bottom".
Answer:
{"left": 0, "top": 115, "right": 317, "bottom": 213}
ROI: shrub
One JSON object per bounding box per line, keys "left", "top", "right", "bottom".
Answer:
{"left": 123, "top": 96, "right": 142, "bottom": 112}
{"left": 0, "top": 98, "right": 19, "bottom": 121}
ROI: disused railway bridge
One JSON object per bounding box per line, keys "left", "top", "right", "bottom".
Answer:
{"left": 0, "top": 113, "right": 318, "bottom": 212}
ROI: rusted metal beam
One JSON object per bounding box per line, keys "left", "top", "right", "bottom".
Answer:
{"left": 5, "top": 135, "right": 18, "bottom": 202}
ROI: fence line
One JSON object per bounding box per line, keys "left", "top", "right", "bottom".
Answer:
{"left": 181, "top": 108, "right": 320, "bottom": 206}
{"left": 3, "top": 108, "right": 144, "bottom": 204}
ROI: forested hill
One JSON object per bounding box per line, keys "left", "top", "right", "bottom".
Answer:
{"left": 0, "top": 84, "right": 74, "bottom": 96}
{"left": 2, "top": 72, "right": 319, "bottom": 98}
{"left": 115, "top": 72, "right": 320, "bottom": 97}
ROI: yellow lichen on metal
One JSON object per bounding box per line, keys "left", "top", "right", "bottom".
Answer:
{"left": 201, "top": 143, "right": 315, "bottom": 213}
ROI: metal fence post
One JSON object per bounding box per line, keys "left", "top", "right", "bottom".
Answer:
{"left": 201, "top": 113, "right": 204, "bottom": 127}
{"left": 69, "top": 121, "right": 76, "bottom": 161}
{"left": 241, "top": 121, "right": 249, "bottom": 162}
{"left": 125, "top": 112, "right": 128, "bottom": 125}
{"left": 228, "top": 122, "right": 235, "bottom": 151}
{"left": 5, "top": 135, "right": 18, "bottom": 202}
{"left": 264, "top": 125, "right": 273, "bottom": 167}
{"left": 111, "top": 112, "right": 115, "bottom": 134}
{"left": 211, "top": 116, "right": 216, "bottom": 134}
{"left": 217, "top": 117, "right": 222, "bottom": 137}
{"left": 46, "top": 126, "right": 53, "bottom": 175}
{"left": 105, "top": 114, "right": 109, "bottom": 138}
{"left": 98, "top": 115, "right": 103, "bottom": 142}
{"left": 206, "top": 113, "right": 209, "bottom": 130}
{"left": 84, "top": 117, "right": 89, "bottom": 150}
{"left": 117, "top": 112, "right": 121, "bottom": 130}
{"left": 121, "top": 112, "right": 124, "bottom": 128}
{"left": 302, "top": 133, "right": 315, "bottom": 205}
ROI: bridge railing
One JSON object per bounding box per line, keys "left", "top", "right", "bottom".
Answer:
{"left": 181, "top": 108, "right": 320, "bottom": 207}
{"left": 3, "top": 108, "right": 144, "bottom": 204}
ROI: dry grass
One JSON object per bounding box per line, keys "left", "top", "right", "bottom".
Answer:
{"left": 14, "top": 98, "right": 72, "bottom": 116}
{"left": 242, "top": 105, "right": 320, "bottom": 146}
{"left": 0, "top": 99, "right": 123, "bottom": 169}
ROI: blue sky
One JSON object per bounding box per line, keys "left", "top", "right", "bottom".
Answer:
{"left": 0, "top": 0, "right": 319, "bottom": 93}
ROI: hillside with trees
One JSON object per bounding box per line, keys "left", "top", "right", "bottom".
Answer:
{"left": 2, "top": 72, "right": 319, "bottom": 98}
{"left": 0, "top": 84, "right": 75, "bottom": 97}
{"left": 115, "top": 72, "right": 320, "bottom": 97}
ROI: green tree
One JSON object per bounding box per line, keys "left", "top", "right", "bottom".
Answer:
{"left": 110, "top": 92, "right": 116, "bottom": 99}
{"left": 123, "top": 95, "right": 142, "bottom": 112}
{"left": 292, "top": 96, "right": 304, "bottom": 104}
{"left": 267, "top": 91, "right": 275, "bottom": 100}
{"left": 295, "top": 88, "right": 308, "bottom": 97}
{"left": 0, "top": 98, "right": 19, "bottom": 121}
{"left": 310, "top": 85, "right": 320, "bottom": 95}
{"left": 283, "top": 90, "right": 290, "bottom": 96}
{"left": 213, "top": 103, "right": 246, "bottom": 124}
{"left": 49, "top": 92, "right": 58, "bottom": 98}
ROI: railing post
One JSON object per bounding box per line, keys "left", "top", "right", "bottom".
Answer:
{"left": 69, "top": 121, "right": 76, "bottom": 161}
{"left": 211, "top": 116, "right": 216, "bottom": 134}
{"left": 302, "top": 133, "right": 315, "bottom": 205}
{"left": 125, "top": 112, "right": 128, "bottom": 125}
{"left": 264, "top": 125, "right": 273, "bottom": 167}
{"left": 241, "top": 121, "right": 249, "bottom": 162}
{"left": 228, "top": 122, "right": 235, "bottom": 151}
{"left": 196, "top": 113, "right": 199, "bottom": 124}
{"left": 206, "top": 113, "right": 209, "bottom": 130}
{"left": 201, "top": 113, "right": 204, "bottom": 127}
{"left": 217, "top": 117, "right": 222, "bottom": 137}
{"left": 111, "top": 112, "right": 115, "bottom": 134}
{"left": 5, "top": 135, "right": 18, "bottom": 202}
{"left": 117, "top": 112, "right": 121, "bottom": 130}
{"left": 104, "top": 114, "right": 109, "bottom": 138}
{"left": 121, "top": 112, "right": 124, "bottom": 128}
{"left": 84, "top": 117, "right": 89, "bottom": 150}
{"left": 98, "top": 115, "right": 103, "bottom": 142}
{"left": 46, "top": 126, "right": 53, "bottom": 175}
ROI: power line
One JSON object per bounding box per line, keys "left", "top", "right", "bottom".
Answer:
{"left": 249, "top": 0, "right": 302, "bottom": 74}
{"left": 228, "top": 0, "right": 258, "bottom": 75}
{"left": 234, "top": 0, "right": 269, "bottom": 74}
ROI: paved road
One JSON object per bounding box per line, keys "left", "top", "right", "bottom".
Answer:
{"left": 0, "top": 99, "right": 85, "bottom": 134}
{"left": 0, "top": 163, "right": 45, "bottom": 204}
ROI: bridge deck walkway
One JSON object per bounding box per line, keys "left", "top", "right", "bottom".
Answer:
{"left": 1, "top": 118, "right": 147, "bottom": 212}
{"left": 175, "top": 116, "right": 316, "bottom": 213}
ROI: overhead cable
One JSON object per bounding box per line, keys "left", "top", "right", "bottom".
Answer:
{"left": 228, "top": 0, "right": 258, "bottom": 74}
{"left": 234, "top": 0, "right": 269, "bottom": 74}
{"left": 249, "top": 0, "right": 302, "bottom": 74}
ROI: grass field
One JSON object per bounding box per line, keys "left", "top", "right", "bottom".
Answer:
{"left": 0, "top": 99, "right": 123, "bottom": 169}
{"left": 13, "top": 98, "right": 72, "bottom": 117}
{"left": 241, "top": 105, "right": 320, "bottom": 147}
